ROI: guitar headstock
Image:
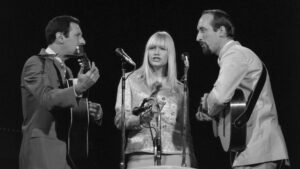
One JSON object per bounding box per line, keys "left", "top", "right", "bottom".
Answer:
{"left": 75, "top": 46, "right": 91, "bottom": 73}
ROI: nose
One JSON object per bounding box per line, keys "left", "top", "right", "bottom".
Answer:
{"left": 196, "top": 32, "right": 202, "bottom": 42}
{"left": 80, "top": 37, "right": 86, "bottom": 45}
{"left": 154, "top": 47, "right": 160, "bottom": 54}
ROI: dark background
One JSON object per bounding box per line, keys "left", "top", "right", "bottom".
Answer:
{"left": 1, "top": 0, "right": 299, "bottom": 169}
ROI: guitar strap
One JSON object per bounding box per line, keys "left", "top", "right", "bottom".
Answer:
{"left": 37, "top": 54, "right": 67, "bottom": 88}
{"left": 234, "top": 62, "right": 267, "bottom": 128}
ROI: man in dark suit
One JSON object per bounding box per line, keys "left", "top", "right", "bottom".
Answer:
{"left": 19, "top": 15, "right": 102, "bottom": 169}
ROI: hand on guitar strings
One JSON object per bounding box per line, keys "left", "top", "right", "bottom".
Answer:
{"left": 195, "top": 93, "right": 212, "bottom": 121}
{"left": 195, "top": 109, "right": 212, "bottom": 121}
{"left": 75, "top": 62, "right": 100, "bottom": 95}
{"left": 89, "top": 101, "right": 103, "bottom": 121}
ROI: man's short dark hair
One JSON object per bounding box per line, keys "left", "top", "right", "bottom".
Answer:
{"left": 45, "top": 15, "right": 80, "bottom": 45}
{"left": 202, "top": 9, "right": 235, "bottom": 38}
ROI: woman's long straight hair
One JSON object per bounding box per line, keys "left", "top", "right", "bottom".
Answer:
{"left": 141, "top": 31, "right": 178, "bottom": 91}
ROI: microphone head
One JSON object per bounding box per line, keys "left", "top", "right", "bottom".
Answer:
{"left": 115, "top": 48, "right": 136, "bottom": 66}
{"left": 115, "top": 48, "right": 128, "bottom": 57}
{"left": 181, "top": 52, "right": 189, "bottom": 60}
{"left": 115, "top": 48, "right": 122, "bottom": 55}
{"left": 181, "top": 52, "right": 189, "bottom": 67}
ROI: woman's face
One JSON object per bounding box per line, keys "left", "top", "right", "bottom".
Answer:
{"left": 148, "top": 44, "right": 168, "bottom": 68}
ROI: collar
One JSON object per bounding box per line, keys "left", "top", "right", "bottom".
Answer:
{"left": 219, "top": 40, "right": 234, "bottom": 56}
{"left": 218, "top": 40, "right": 241, "bottom": 62}
{"left": 45, "top": 47, "right": 64, "bottom": 65}
{"left": 45, "top": 47, "right": 56, "bottom": 55}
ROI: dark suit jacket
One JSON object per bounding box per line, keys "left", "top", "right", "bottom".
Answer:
{"left": 19, "top": 49, "right": 78, "bottom": 169}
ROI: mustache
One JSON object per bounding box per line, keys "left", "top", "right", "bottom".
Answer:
{"left": 199, "top": 41, "right": 207, "bottom": 46}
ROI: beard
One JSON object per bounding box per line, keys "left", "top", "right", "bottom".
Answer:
{"left": 200, "top": 42, "right": 212, "bottom": 55}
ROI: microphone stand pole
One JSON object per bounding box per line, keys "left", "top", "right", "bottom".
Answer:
{"left": 154, "top": 107, "right": 162, "bottom": 166}
{"left": 120, "top": 61, "right": 126, "bottom": 169}
{"left": 181, "top": 63, "right": 189, "bottom": 167}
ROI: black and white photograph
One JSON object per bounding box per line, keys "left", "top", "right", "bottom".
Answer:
{"left": 1, "top": 0, "right": 299, "bottom": 169}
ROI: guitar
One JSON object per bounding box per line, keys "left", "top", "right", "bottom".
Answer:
{"left": 66, "top": 46, "right": 91, "bottom": 168}
{"left": 199, "top": 88, "right": 247, "bottom": 152}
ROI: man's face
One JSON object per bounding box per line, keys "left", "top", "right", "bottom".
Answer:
{"left": 196, "top": 14, "right": 220, "bottom": 55}
{"left": 62, "top": 22, "right": 86, "bottom": 55}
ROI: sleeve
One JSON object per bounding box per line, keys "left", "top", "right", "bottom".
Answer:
{"left": 207, "top": 50, "right": 249, "bottom": 116}
{"left": 114, "top": 77, "right": 141, "bottom": 130}
{"left": 22, "top": 56, "right": 78, "bottom": 112}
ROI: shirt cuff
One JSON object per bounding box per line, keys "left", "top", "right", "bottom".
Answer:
{"left": 73, "top": 85, "right": 82, "bottom": 98}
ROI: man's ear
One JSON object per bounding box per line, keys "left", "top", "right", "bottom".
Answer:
{"left": 55, "top": 32, "right": 64, "bottom": 44}
{"left": 218, "top": 26, "right": 227, "bottom": 37}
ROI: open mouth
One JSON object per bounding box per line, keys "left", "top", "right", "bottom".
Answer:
{"left": 152, "top": 57, "right": 161, "bottom": 61}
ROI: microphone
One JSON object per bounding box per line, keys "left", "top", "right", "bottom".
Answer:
{"left": 132, "top": 97, "right": 153, "bottom": 116}
{"left": 181, "top": 52, "right": 189, "bottom": 68}
{"left": 115, "top": 48, "right": 136, "bottom": 66}
{"left": 132, "top": 105, "right": 151, "bottom": 116}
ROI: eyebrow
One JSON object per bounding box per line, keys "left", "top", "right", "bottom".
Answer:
{"left": 197, "top": 25, "right": 203, "bottom": 30}
{"left": 149, "top": 43, "right": 165, "bottom": 47}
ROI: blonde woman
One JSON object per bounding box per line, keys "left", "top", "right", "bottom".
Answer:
{"left": 115, "top": 31, "right": 197, "bottom": 168}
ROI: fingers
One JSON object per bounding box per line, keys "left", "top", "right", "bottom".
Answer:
{"left": 196, "top": 111, "right": 206, "bottom": 121}
{"left": 81, "top": 62, "right": 98, "bottom": 75}
{"left": 140, "top": 110, "right": 153, "bottom": 124}
{"left": 77, "top": 62, "right": 98, "bottom": 77}
{"left": 78, "top": 66, "right": 84, "bottom": 76}
{"left": 89, "top": 101, "right": 102, "bottom": 112}
{"left": 195, "top": 111, "right": 212, "bottom": 121}
{"left": 79, "top": 62, "right": 100, "bottom": 82}
{"left": 89, "top": 101, "right": 103, "bottom": 120}
{"left": 201, "top": 112, "right": 212, "bottom": 121}
{"left": 89, "top": 62, "right": 98, "bottom": 74}
{"left": 88, "top": 62, "right": 100, "bottom": 81}
{"left": 195, "top": 112, "right": 202, "bottom": 121}
{"left": 196, "top": 93, "right": 212, "bottom": 122}
{"left": 201, "top": 93, "right": 209, "bottom": 110}
{"left": 75, "top": 62, "right": 100, "bottom": 94}
{"left": 89, "top": 72, "right": 99, "bottom": 82}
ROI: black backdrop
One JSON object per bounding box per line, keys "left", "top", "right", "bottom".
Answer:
{"left": 1, "top": 0, "right": 299, "bottom": 169}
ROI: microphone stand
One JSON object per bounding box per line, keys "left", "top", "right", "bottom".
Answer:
{"left": 181, "top": 60, "right": 189, "bottom": 167}
{"left": 119, "top": 55, "right": 136, "bottom": 169}
{"left": 154, "top": 106, "right": 162, "bottom": 166}
{"left": 120, "top": 61, "right": 126, "bottom": 169}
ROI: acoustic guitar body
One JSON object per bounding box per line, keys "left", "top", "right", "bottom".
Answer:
{"left": 217, "top": 89, "right": 247, "bottom": 152}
